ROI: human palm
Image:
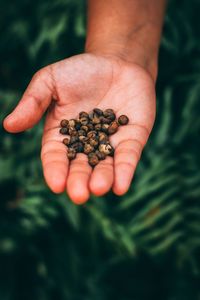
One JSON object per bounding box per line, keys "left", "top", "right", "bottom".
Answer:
{"left": 4, "top": 54, "right": 156, "bottom": 204}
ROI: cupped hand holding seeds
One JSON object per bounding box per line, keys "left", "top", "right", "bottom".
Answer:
{"left": 3, "top": 54, "right": 156, "bottom": 204}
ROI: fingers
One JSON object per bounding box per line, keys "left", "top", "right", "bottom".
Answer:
{"left": 66, "top": 154, "right": 92, "bottom": 205}
{"left": 113, "top": 139, "right": 143, "bottom": 196}
{"left": 89, "top": 157, "right": 114, "bottom": 196}
{"left": 41, "top": 140, "right": 69, "bottom": 194}
{"left": 3, "top": 67, "right": 53, "bottom": 133}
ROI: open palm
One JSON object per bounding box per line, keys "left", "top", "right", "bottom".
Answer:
{"left": 3, "top": 54, "right": 156, "bottom": 204}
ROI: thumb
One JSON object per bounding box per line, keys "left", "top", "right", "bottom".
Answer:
{"left": 3, "top": 67, "right": 54, "bottom": 133}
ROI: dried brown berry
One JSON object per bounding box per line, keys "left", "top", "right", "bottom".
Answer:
{"left": 108, "top": 121, "right": 119, "bottom": 135}
{"left": 95, "top": 150, "right": 106, "bottom": 160}
{"left": 93, "top": 108, "right": 103, "bottom": 116}
{"left": 80, "top": 117, "right": 89, "bottom": 126}
{"left": 67, "top": 148, "right": 76, "bottom": 160}
{"left": 80, "top": 125, "right": 89, "bottom": 133}
{"left": 89, "top": 137, "right": 99, "bottom": 147}
{"left": 84, "top": 143, "right": 94, "bottom": 154}
{"left": 70, "top": 135, "right": 79, "bottom": 144}
{"left": 68, "top": 129, "right": 78, "bottom": 136}
{"left": 87, "top": 123, "right": 94, "bottom": 131}
{"left": 87, "top": 131, "right": 97, "bottom": 139}
{"left": 88, "top": 154, "right": 99, "bottom": 167}
{"left": 101, "top": 123, "right": 109, "bottom": 133}
{"left": 60, "top": 119, "right": 69, "bottom": 127}
{"left": 94, "top": 124, "right": 102, "bottom": 131}
{"left": 99, "top": 143, "right": 114, "bottom": 155}
{"left": 78, "top": 130, "right": 86, "bottom": 136}
{"left": 79, "top": 111, "right": 89, "bottom": 119}
{"left": 68, "top": 119, "right": 76, "bottom": 127}
{"left": 75, "top": 120, "right": 81, "bottom": 130}
{"left": 118, "top": 115, "right": 129, "bottom": 125}
{"left": 79, "top": 136, "right": 88, "bottom": 143}
{"left": 63, "top": 138, "right": 70, "bottom": 146}
{"left": 71, "top": 142, "right": 84, "bottom": 153}
{"left": 103, "top": 109, "right": 115, "bottom": 117}
{"left": 100, "top": 116, "right": 112, "bottom": 124}
{"left": 91, "top": 115, "right": 101, "bottom": 124}
{"left": 98, "top": 132, "right": 108, "bottom": 143}
{"left": 59, "top": 127, "right": 68, "bottom": 135}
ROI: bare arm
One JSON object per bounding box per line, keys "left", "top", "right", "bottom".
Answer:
{"left": 86, "top": 0, "right": 167, "bottom": 80}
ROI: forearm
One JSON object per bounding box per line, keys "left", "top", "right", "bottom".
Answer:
{"left": 85, "top": 0, "right": 167, "bottom": 81}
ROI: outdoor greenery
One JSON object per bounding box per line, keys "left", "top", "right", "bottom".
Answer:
{"left": 0, "top": 0, "right": 200, "bottom": 299}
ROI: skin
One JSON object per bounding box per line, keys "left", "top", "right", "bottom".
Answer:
{"left": 3, "top": 0, "right": 166, "bottom": 204}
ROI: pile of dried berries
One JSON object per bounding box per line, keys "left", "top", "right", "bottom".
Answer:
{"left": 59, "top": 108, "right": 129, "bottom": 167}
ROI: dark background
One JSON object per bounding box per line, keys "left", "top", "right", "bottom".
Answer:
{"left": 0, "top": 0, "right": 200, "bottom": 299}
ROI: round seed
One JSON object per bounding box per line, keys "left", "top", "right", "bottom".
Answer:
{"left": 63, "top": 138, "right": 70, "bottom": 146}
{"left": 80, "top": 117, "right": 89, "bottom": 126}
{"left": 67, "top": 148, "right": 76, "bottom": 160}
{"left": 89, "top": 137, "right": 99, "bottom": 147}
{"left": 81, "top": 125, "right": 89, "bottom": 133}
{"left": 93, "top": 108, "right": 103, "bottom": 116}
{"left": 70, "top": 135, "right": 79, "bottom": 144}
{"left": 60, "top": 127, "right": 68, "bottom": 135}
{"left": 84, "top": 143, "right": 94, "bottom": 154}
{"left": 78, "top": 130, "right": 86, "bottom": 136}
{"left": 68, "top": 119, "right": 76, "bottom": 127}
{"left": 79, "top": 112, "right": 89, "bottom": 118}
{"left": 95, "top": 150, "right": 106, "bottom": 160}
{"left": 94, "top": 124, "right": 102, "bottom": 131}
{"left": 108, "top": 121, "right": 119, "bottom": 135}
{"left": 99, "top": 143, "right": 114, "bottom": 155}
{"left": 71, "top": 142, "right": 84, "bottom": 153}
{"left": 118, "top": 115, "right": 129, "bottom": 125}
{"left": 87, "top": 131, "right": 97, "bottom": 139}
{"left": 101, "top": 123, "right": 109, "bottom": 133}
{"left": 60, "top": 119, "right": 69, "bottom": 127}
{"left": 88, "top": 154, "right": 99, "bottom": 167}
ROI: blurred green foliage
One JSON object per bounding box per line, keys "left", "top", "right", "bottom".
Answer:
{"left": 0, "top": 0, "right": 200, "bottom": 299}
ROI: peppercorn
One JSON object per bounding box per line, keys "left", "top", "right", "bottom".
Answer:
{"left": 87, "top": 131, "right": 97, "bottom": 139}
{"left": 63, "top": 138, "right": 70, "bottom": 146}
{"left": 79, "top": 111, "right": 89, "bottom": 119}
{"left": 108, "top": 121, "right": 119, "bottom": 135}
{"left": 60, "top": 119, "right": 69, "bottom": 127}
{"left": 69, "top": 129, "right": 78, "bottom": 136}
{"left": 91, "top": 115, "right": 101, "bottom": 124}
{"left": 80, "top": 125, "right": 89, "bottom": 133}
{"left": 79, "top": 136, "right": 88, "bottom": 143}
{"left": 103, "top": 109, "right": 115, "bottom": 117}
{"left": 94, "top": 124, "right": 102, "bottom": 131}
{"left": 87, "top": 123, "right": 94, "bottom": 131}
{"left": 68, "top": 119, "right": 76, "bottom": 127}
{"left": 71, "top": 142, "right": 84, "bottom": 153}
{"left": 67, "top": 148, "right": 76, "bottom": 160}
{"left": 98, "top": 132, "right": 108, "bottom": 143}
{"left": 89, "top": 137, "right": 99, "bottom": 148}
{"left": 118, "top": 115, "right": 129, "bottom": 125}
{"left": 95, "top": 150, "right": 106, "bottom": 160}
{"left": 101, "top": 123, "right": 109, "bottom": 133}
{"left": 78, "top": 130, "right": 86, "bottom": 136}
{"left": 84, "top": 143, "right": 94, "bottom": 154}
{"left": 88, "top": 154, "right": 99, "bottom": 167}
{"left": 100, "top": 116, "right": 112, "bottom": 124}
{"left": 80, "top": 117, "right": 89, "bottom": 126}
{"left": 60, "top": 127, "right": 68, "bottom": 135}
{"left": 99, "top": 143, "right": 114, "bottom": 155}
{"left": 75, "top": 120, "right": 81, "bottom": 130}
{"left": 70, "top": 135, "right": 79, "bottom": 144}
{"left": 93, "top": 108, "right": 103, "bottom": 116}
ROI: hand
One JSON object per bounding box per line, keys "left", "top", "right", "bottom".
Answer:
{"left": 3, "top": 53, "right": 156, "bottom": 204}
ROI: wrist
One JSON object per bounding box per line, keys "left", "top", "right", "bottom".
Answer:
{"left": 85, "top": 23, "right": 160, "bottom": 82}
